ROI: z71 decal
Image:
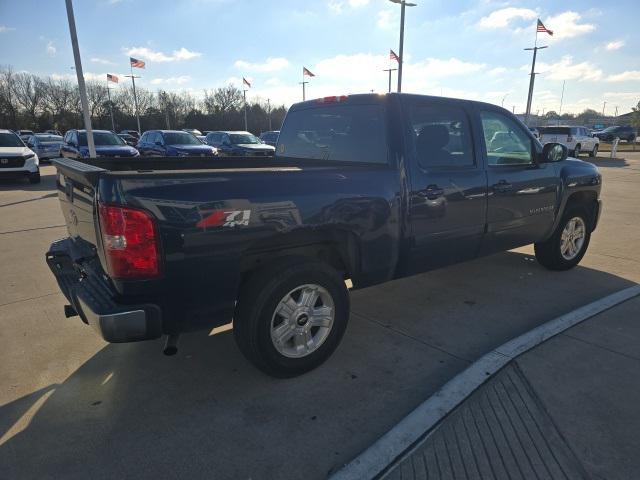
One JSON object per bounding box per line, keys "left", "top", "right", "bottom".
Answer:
{"left": 197, "top": 209, "right": 251, "bottom": 228}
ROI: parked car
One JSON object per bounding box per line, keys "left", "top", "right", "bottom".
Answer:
{"left": 0, "top": 129, "right": 40, "bottom": 183}
{"left": 117, "top": 133, "right": 138, "bottom": 146}
{"left": 538, "top": 126, "right": 599, "bottom": 157}
{"left": 136, "top": 130, "right": 217, "bottom": 156}
{"left": 259, "top": 130, "right": 280, "bottom": 147}
{"left": 182, "top": 128, "right": 202, "bottom": 136}
{"left": 120, "top": 130, "right": 140, "bottom": 140}
{"left": 45, "top": 129, "right": 62, "bottom": 136}
{"left": 25, "top": 133, "right": 64, "bottom": 161}
{"left": 47, "top": 93, "right": 602, "bottom": 377}
{"left": 593, "top": 125, "right": 637, "bottom": 143}
{"left": 16, "top": 129, "right": 35, "bottom": 142}
{"left": 205, "top": 131, "right": 276, "bottom": 156}
{"left": 60, "top": 129, "right": 139, "bottom": 159}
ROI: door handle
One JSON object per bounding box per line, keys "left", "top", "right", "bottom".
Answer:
{"left": 418, "top": 184, "right": 445, "bottom": 200}
{"left": 492, "top": 180, "right": 513, "bottom": 193}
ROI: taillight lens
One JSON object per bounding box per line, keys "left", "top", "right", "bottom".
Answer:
{"left": 98, "top": 204, "right": 161, "bottom": 279}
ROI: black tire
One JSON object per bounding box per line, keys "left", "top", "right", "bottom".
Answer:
{"left": 573, "top": 144, "right": 581, "bottom": 157}
{"left": 589, "top": 144, "right": 598, "bottom": 157}
{"left": 234, "top": 258, "right": 350, "bottom": 377}
{"left": 28, "top": 173, "right": 41, "bottom": 184}
{"left": 534, "top": 207, "right": 591, "bottom": 271}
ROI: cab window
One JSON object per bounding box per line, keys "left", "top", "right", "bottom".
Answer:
{"left": 480, "top": 111, "right": 533, "bottom": 166}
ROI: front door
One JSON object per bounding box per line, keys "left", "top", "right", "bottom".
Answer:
{"left": 478, "top": 109, "right": 560, "bottom": 253}
{"left": 405, "top": 99, "right": 488, "bottom": 272}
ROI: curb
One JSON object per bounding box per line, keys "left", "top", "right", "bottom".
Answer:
{"left": 330, "top": 284, "right": 640, "bottom": 480}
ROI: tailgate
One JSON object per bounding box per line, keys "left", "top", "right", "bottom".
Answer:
{"left": 53, "top": 158, "right": 105, "bottom": 250}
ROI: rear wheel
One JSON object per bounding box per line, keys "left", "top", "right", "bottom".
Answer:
{"left": 535, "top": 208, "right": 591, "bottom": 270}
{"left": 234, "top": 259, "right": 350, "bottom": 377}
{"left": 573, "top": 144, "right": 581, "bottom": 157}
{"left": 589, "top": 144, "right": 598, "bottom": 157}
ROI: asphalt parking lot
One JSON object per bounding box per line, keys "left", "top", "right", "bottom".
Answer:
{"left": 1, "top": 154, "right": 639, "bottom": 479}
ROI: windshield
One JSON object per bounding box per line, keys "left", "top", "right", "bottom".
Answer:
{"left": 601, "top": 126, "right": 618, "bottom": 132}
{"left": 230, "top": 133, "right": 261, "bottom": 145}
{"left": 164, "top": 132, "right": 201, "bottom": 145}
{"left": 0, "top": 132, "right": 25, "bottom": 147}
{"left": 78, "top": 131, "right": 125, "bottom": 146}
{"left": 35, "top": 134, "right": 62, "bottom": 143}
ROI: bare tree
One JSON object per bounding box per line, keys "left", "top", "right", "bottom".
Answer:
{"left": 210, "top": 85, "right": 243, "bottom": 114}
{"left": 86, "top": 81, "right": 109, "bottom": 119}
{"left": 12, "top": 72, "right": 46, "bottom": 127}
{"left": 0, "top": 66, "right": 19, "bottom": 126}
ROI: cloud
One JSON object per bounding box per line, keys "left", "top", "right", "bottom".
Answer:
{"left": 606, "top": 71, "right": 640, "bottom": 82}
{"left": 46, "top": 41, "right": 56, "bottom": 56}
{"left": 90, "top": 57, "right": 115, "bottom": 65}
{"left": 409, "top": 57, "right": 486, "bottom": 78}
{"left": 478, "top": 7, "right": 537, "bottom": 29}
{"left": 605, "top": 40, "right": 624, "bottom": 51}
{"left": 487, "top": 67, "right": 508, "bottom": 77}
{"left": 377, "top": 9, "right": 397, "bottom": 29}
{"left": 542, "top": 12, "right": 595, "bottom": 40}
{"left": 234, "top": 57, "right": 290, "bottom": 72}
{"left": 150, "top": 76, "right": 191, "bottom": 86}
{"left": 535, "top": 55, "right": 602, "bottom": 81}
{"left": 125, "top": 46, "right": 202, "bottom": 63}
{"left": 328, "top": 0, "right": 369, "bottom": 13}
{"left": 0, "top": 25, "right": 16, "bottom": 33}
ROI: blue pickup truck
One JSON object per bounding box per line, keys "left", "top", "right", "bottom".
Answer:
{"left": 46, "top": 93, "right": 602, "bottom": 377}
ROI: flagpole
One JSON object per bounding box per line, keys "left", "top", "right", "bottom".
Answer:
{"left": 65, "top": 0, "right": 96, "bottom": 158}
{"left": 128, "top": 63, "right": 141, "bottom": 134}
{"left": 524, "top": 21, "right": 548, "bottom": 125}
{"left": 106, "top": 78, "right": 115, "bottom": 132}
{"left": 243, "top": 88, "right": 248, "bottom": 131}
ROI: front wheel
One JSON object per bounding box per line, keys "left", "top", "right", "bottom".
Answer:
{"left": 535, "top": 208, "right": 591, "bottom": 270}
{"left": 234, "top": 259, "right": 350, "bottom": 377}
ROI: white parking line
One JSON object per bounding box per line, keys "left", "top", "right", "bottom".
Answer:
{"left": 330, "top": 284, "right": 640, "bottom": 480}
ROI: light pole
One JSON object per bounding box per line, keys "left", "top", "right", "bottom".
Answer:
{"left": 382, "top": 68, "right": 397, "bottom": 93}
{"left": 389, "top": 0, "right": 416, "bottom": 93}
{"left": 65, "top": 0, "right": 95, "bottom": 157}
{"left": 267, "top": 98, "right": 272, "bottom": 131}
{"left": 602, "top": 101, "right": 607, "bottom": 117}
{"left": 501, "top": 93, "right": 509, "bottom": 107}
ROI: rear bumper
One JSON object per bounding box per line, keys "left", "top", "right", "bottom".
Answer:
{"left": 46, "top": 238, "right": 162, "bottom": 343}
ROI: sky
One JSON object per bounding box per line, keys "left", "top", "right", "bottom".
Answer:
{"left": 1, "top": 0, "right": 639, "bottom": 115}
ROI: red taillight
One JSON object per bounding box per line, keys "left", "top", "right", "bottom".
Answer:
{"left": 98, "top": 204, "right": 161, "bottom": 279}
{"left": 316, "top": 95, "right": 348, "bottom": 104}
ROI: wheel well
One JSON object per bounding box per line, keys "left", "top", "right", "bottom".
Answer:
{"left": 239, "top": 230, "right": 358, "bottom": 281}
{"left": 565, "top": 191, "right": 598, "bottom": 231}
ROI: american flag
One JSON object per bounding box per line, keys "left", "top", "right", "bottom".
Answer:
{"left": 536, "top": 19, "right": 553, "bottom": 36}
{"left": 130, "top": 57, "right": 146, "bottom": 68}
{"left": 303, "top": 67, "right": 315, "bottom": 77}
{"left": 390, "top": 49, "right": 399, "bottom": 62}
{"left": 243, "top": 77, "right": 251, "bottom": 88}
{"left": 107, "top": 73, "right": 119, "bottom": 83}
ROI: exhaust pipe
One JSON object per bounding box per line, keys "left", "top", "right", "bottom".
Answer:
{"left": 163, "top": 334, "right": 180, "bottom": 356}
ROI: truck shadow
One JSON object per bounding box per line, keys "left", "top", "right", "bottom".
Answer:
{"left": 1, "top": 251, "right": 636, "bottom": 479}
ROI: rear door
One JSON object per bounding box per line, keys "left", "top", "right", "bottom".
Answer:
{"left": 404, "top": 98, "right": 488, "bottom": 271}
{"left": 477, "top": 108, "right": 560, "bottom": 253}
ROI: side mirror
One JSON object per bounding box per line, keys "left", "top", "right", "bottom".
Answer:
{"left": 155, "top": 141, "right": 163, "bottom": 146}
{"left": 541, "top": 142, "right": 568, "bottom": 163}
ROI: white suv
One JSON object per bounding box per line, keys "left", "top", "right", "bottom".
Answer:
{"left": 538, "top": 126, "right": 599, "bottom": 157}
{"left": 0, "top": 129, "right": 40, "bottom": 183}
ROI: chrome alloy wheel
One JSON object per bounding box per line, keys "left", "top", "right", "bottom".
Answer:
{"left": 270, "top": 284, "right": 334, "bottom": 358}
{"left": 560, "top": 216, "right": 586, "bottom": 260}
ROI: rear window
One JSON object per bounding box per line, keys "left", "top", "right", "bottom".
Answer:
{"left": 277, "top": 104, "right": 388, "bottom": 164}
{"left": 539, "top": 127, "right": 570, "bottom": 135}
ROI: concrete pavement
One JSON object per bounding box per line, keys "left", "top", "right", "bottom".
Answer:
{"left": 380, "top": 294, "right": 640, "bottom": 480}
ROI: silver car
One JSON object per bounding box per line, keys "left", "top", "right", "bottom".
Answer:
{"left": 26, "top": 133, "right": 64, "bottom": 161}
